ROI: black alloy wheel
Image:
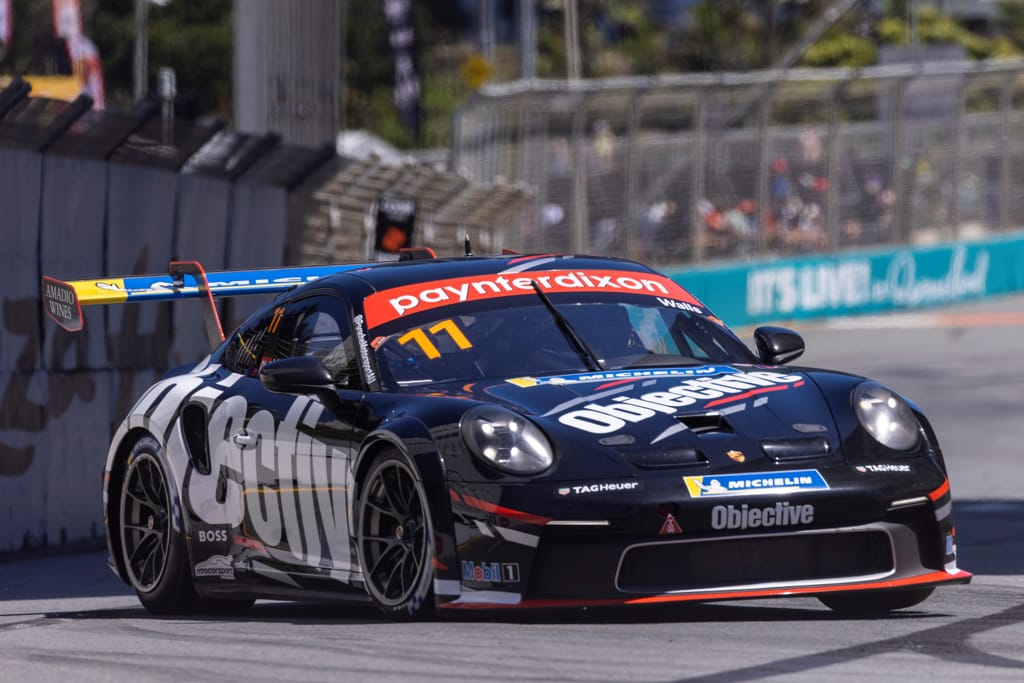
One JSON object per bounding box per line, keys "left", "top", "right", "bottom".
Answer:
{"left": 118, "top": 436, "right": 252, "bottom": 615}
{"left": 357, "top": 450, "right": 435, "bottom": 617}
{"left": 121, "top": 448, "right": 173, "bottom": 593}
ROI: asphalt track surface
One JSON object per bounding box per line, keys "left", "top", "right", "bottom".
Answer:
{"left": 2, "top": 294, "right": 1023, "bottom": 682}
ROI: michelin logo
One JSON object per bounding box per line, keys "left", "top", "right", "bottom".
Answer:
{"left": 684, "top": 469, "right": 828, "bottom": 498}
{"left": 509, "top": 366, "right": 739, "bottom": 387}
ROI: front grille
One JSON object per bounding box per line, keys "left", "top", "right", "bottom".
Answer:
{"left": 617, "top": 530, "right": 893, "bottom": 593}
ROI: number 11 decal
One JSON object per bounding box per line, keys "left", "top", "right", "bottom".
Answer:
{"left": 397, "top": 319, "right": 472, "bottom": 359}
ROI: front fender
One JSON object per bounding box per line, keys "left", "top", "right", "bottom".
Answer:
{"left": 354, "top": 417, "right": 459, "bottom": 607}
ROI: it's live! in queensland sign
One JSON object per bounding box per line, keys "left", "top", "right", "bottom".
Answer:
{"left": 670, "top": 233, "right": 1024, "bottom": 326}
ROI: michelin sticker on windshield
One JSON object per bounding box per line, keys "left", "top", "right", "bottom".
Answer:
{"left": 684, "top": 469, "right": 829, "bottom": 498}
{"left": 506, "top": 366, "right": 740, "bottom": 387}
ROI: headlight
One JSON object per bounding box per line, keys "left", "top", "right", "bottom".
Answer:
{"left": 852, "top": 382, "right": 920, "bottom": 451}
{"left": 461, "top": 406, "right": 554, "bottom": 475}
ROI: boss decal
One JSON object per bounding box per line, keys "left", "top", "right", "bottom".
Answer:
{"left": 711, "top": 502, "right": 815, "bottom": 530}
{"left": 194, "top": 527, "right": 229, "bottom": 543}
{"left": 557, "top": 371, "right": 804, "bottom": 434}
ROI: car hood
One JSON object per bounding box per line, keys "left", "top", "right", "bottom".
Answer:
{"left": 430, "top": 365, "right": 846, "bottom": 474}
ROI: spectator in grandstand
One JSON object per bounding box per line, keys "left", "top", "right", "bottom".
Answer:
{"left": 841, "top": 218, "right": 865, "bottom": 247}
{"left": 699, "top": 197, "right": 759, "bottom": 258}
{"left": 639, "top": 199, "right": 677, "bottom": 261}
{"left": 592, "top": 119, "right": 616, "bottom": 171}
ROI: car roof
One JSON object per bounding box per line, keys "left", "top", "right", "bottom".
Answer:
{"left": 326, "top": 253, "right": 659, "bottom": 292}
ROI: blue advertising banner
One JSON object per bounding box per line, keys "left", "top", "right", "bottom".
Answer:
{"left": 669, "top": 231, "right": 1024, "bottom": 327}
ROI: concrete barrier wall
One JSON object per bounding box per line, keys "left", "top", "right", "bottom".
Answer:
{"left": 668, "top": 231, "right": 1024, "bottom": 328}
{"left": 0, "top": 150, "right": 297, "bottom": 554}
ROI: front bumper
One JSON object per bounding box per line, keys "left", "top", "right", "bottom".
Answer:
{"left": 437, "top": 468, "right": 971, "bottom": 609}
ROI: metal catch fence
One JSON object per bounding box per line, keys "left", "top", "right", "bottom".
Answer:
{"left": 452, "top": 59, "right": 1024, "bottom": 266}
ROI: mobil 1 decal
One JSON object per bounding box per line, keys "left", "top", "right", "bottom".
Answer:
{"left": 181, "top": 385, "right": 355, "bottom": 572}
{"left": 556, "top": 370, "right": 805, "bottom": 434}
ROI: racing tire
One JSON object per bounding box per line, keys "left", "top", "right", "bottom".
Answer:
{"left": 356, "top": 449, "right": 436, "bottom": 619}
{"left": 118, "top": 436, "right": 252, "bottom": 615}
{"left": 818, "top": 587, "right": 935, "bottom": 616}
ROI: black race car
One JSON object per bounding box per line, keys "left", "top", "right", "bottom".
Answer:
{"left": 42, "top": 252, "right": 970, "bottom": 617}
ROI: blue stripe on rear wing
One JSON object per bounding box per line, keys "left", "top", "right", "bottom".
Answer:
{"left": 42, "top": 260, "right": 369, "bottom": 346}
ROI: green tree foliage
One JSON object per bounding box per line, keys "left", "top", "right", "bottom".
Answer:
{"left": 6, "top": 1, "right": 1022, "bottom": 148}
{"left": 90, "top": 0, "right": 232, "bottom": 116}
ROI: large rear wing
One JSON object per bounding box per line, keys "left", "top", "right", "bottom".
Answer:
{"left": 41, "top": 260, "right": 370, "bottom": 348}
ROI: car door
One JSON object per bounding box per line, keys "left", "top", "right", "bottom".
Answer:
{"left": 193, "top": 290, "right": 366, "bottom": 580}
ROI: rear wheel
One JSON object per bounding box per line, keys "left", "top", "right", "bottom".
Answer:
{"left": 356, "top": 449, "right": 435, "bottom": 618}
{"left": 119, "top": 436, "right": 251, "bottom": 615}
{"left": 819, "top": 587, "right": 935, "bottom": 616}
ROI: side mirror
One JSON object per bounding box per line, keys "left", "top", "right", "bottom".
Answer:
{"left": 753, "top": 326, "right": 805, "bottom": 365}
{"left": 260, "top": 356, "right": 335, "bottom": 395}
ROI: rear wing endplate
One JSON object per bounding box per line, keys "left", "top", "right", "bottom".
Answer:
{"left": 42, "top": 260, "right": 367, "bottom": 348}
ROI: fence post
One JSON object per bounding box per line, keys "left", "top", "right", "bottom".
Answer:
{"left": 949, "top": 76, "right": 967, "bottom": 240}
{"left": 890, "top": 77, "right": 910, "bottom": 244}
{"left": 755, "top": 93, "right": 771, "bottom": 256}
{"left": 1000, "top": 75, "right": 1013, "bottom": 232}
{"left": 623, "top": 90, "right": 641, "bottom": 261}
{"left": 825, "top": 80, "right": 843, "bottom": 248}
{"left": 692, "top": 88, "right": 708, "bottom": 263}
{"left": 570, "top": 90, "right": 589, "bottom": 253}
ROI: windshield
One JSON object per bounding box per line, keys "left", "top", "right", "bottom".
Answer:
{"left": 369, "top": 296, "right": 756, "bottom": 390}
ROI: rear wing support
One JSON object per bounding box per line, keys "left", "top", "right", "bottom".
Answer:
{"left": 169, "top": 261, "right": 224, "bottom": 348}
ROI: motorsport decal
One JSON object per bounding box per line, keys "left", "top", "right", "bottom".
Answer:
{"left": 507, "top": 366, "right": 739, "bottom": 387}
{"left": 363, "top": 269, "right": 700, "bottom": 328}
{"left": 194, "top": 555, "right": 235, "bottom": 579}
{"left": 555, "top": 480, "right": 641, "bottom": 496}
{"left": 461, "top": 561, "right": 521, "bottom": 583}
{"left": 557, "top": 371, "right": 804, "bottom": 434}
{"left": 684, "top": 469, "right": 829, "bottom": 498}
{"left": 711, "top": 502, "right": 815, "bottom": 530}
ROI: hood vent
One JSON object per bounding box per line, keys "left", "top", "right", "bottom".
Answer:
{"left": 623, "top": 446, "right": 708, "bottom": 469}
{"left": 761, "top": 437, "right": 831, "bottom": 462}
{"left": 677, "top": 413, "right": 733, "bottom": 435}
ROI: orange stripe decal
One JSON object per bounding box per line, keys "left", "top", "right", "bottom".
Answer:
{"left": 929, "top": 480, "right": 951, "bottom": 502}
{"left": 457, "top": 492, "right": 551, "bottom": 526}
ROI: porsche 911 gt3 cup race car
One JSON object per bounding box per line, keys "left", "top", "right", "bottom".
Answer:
{"left": 42, "top": 251, "right": 970, "bottom": 617}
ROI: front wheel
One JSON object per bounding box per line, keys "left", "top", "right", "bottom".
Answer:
{"left": 356, "top": 449, "right": 435, "bottom": 618}
{"left": 819, "top": 587, "right": 935, "bottom": 616}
